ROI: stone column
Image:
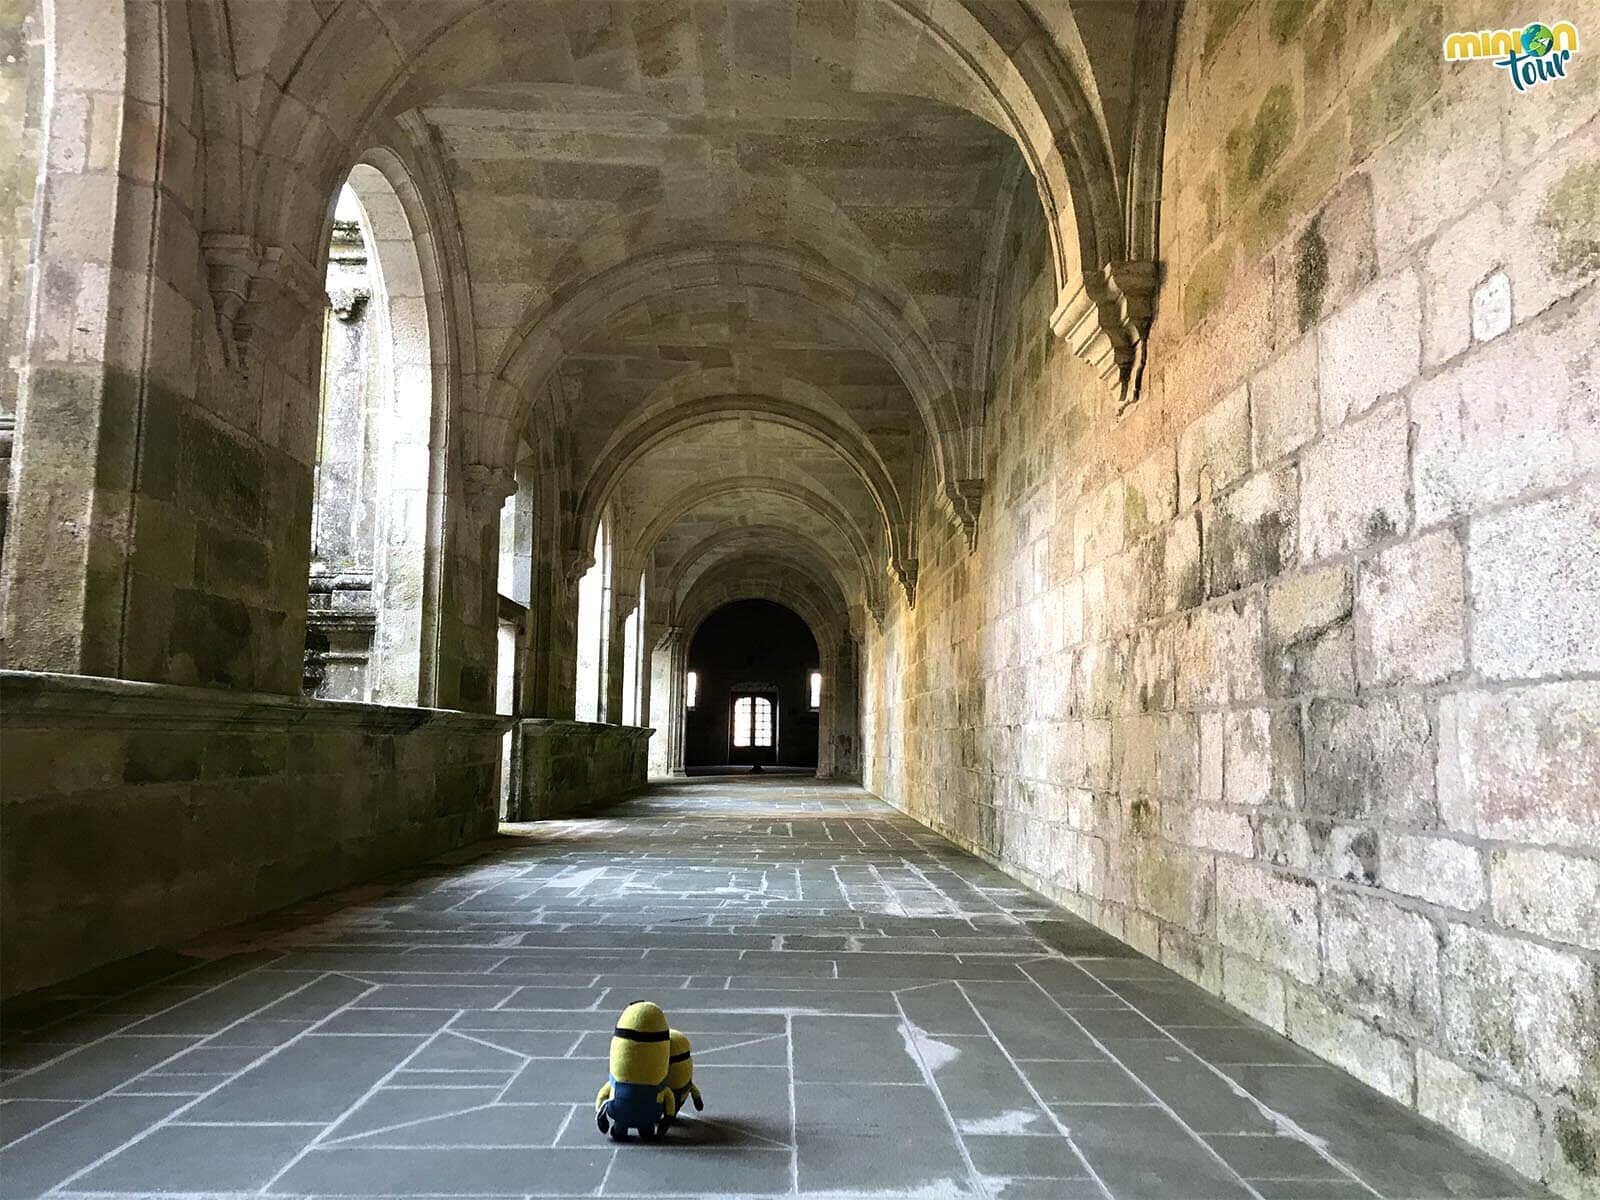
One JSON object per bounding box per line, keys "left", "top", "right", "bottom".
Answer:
{"left": 816, "top": 644, "right": 839, "bottom": 779}
{"left": 452, "top": 463, "right": 514, "bottom": 713}
{"left": 823, "top": 635, "right": 861, "bottom": 780}
{"left": 648, "top": 625, "right": 688, "bottom": 777}
{"left": 646, "top": 626, "right": 677, "bottom": 777}
{"left": 606, "top": 584, "right": 636, "bottom": 725}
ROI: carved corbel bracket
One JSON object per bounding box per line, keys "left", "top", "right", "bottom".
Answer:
{"left": 460, "top": 462, "right": 516, "bottom": 529}
{"left": 560, "top": 545, "right": 596, "bottom": 594}
{"left": 1050, "top": 260, "right": 1159, "bottom": 411}
{"left": 891, "top": 557, "right": 918, "bottom": 610}
{"left": 202, "top": 233, "right": 325, "bottom": 372}
{"left": 327, "top": 287, "right": 370, "bottom": 322}
{"left": 944, "top": 479, "right": 984, "bottom": 553}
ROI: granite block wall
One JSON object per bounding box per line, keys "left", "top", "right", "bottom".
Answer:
{"left": 863, "top": 3, "right": 1600, "bottom": 1194}
{"left": 511, "top": 719, "right": 652, "bottom": 821}
{"left": 0, "top": 670, "right": 510, "bottom": 998}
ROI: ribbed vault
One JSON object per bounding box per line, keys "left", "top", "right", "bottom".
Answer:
{"left": 189, "top": 0, "right": 1178, "bottom": 580}
{"left": 172, "top": 0, "right": 1179, "bottom": 748}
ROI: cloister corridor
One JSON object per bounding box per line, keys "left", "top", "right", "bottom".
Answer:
{"left": 0, "top": 779, "right": 1544, "bottom": 1200}
{"left": 2, "top": 0, "right": 1596, "bottom": 1195}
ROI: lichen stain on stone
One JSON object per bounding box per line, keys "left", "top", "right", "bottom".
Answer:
{"left": 1557, "top": 1107, "right": 1600, "bottom": 1176}
{"left": 1130, "top": 795, "right": 1158, "bottom": 837}
{"left": 1539, "top": 161, "right": 1600, "bottom": 279}
{"left": 1308, "top": 2, "right": 1348, "bottom": 65}
{"left": 1295, "top": 218, "right": 1329, "bottom": 331}
{"left": 1269, "top": 0, "right": 1317, "bottom": 44}
{"left": 1124, "top": 484, "right": 1148, "bottom": 532}
{"left": 1248, "top": 86, "right": 1297, "bottom": 185}
{"left": 1364, "top": 509, "right": 1397, "bottom": 543}
{"left": 1204, "top": 0, "right": 1252, "bottom": 60}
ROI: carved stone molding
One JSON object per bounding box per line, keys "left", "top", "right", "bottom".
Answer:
{"left": 1050, "top": 260, "right": 1159, "bottom": 409}
{"left": 891, "top": 557, "right": 918, "bottom": 609}
{"left": 460, "top": 462, "right": 516, "bottom": 527}
{"left": 327, "top": 288, "right": 370, "bottom": 322}
{"left": 944, "top": 479, "right": 984, "bottom": 553}
{"left": 202, "top": 233, "right": 325, "bottom": 371}
{"left": 560, "top": 546, "right": 595, "bottom": 594}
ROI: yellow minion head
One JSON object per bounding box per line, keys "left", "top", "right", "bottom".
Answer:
{"left": 609, "top": 1001, "right": 670, "bottom": 1084}
{"left": 666, "top": 1029, "right": 694, "bottom": 1091}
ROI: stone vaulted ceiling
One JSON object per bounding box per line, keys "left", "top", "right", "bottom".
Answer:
{"left": 198, "top": 0, "right": 1164, "bottom": 637}
{"left": 418, "top": 46, "right": 1020, "bottom": 621}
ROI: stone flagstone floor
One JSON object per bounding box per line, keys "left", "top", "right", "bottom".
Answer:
{"left": 0, "top": 778, "right": 1547, "bottom": 1199}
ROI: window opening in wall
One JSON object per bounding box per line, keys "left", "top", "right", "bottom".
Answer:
{"left": 497, "top": 492, "right": 517, "bottom": 600}
{"left": 495, "top": 482, "right": 529, "bottom": 819}
{"left": 620, "top": 572, "right": 645, "bottom": 726}
{"left": 686, "top": 670, "right": 698, "bottom": 709}
{"left": 304, "top": 184, "right": 379, "bottom": 701}
{"left": 574, "top": 522, "right": 608, "bottom": 722}
{"left": 302, "top": 165, "right": 437, "bottom": 707}
{"left": 495, "top": 615, "right": 518, "bottom": 817}
{"left": 732, "top": 694, "right": 775, "bottom": 748}
{"left": 809, "top": 671, "right": 822, "bottom": 710}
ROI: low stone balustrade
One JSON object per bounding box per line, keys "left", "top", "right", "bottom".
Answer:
{"left": 511, "top": 719, "right": 652, "bottom": 821}
{"left": 0, "top": 670, "right": 510, "bottom": 997}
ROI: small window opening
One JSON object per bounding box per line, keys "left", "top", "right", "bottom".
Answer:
{"left": 686, "top": 670, "right": 698, "bottom": 709}
{"left": 574, "top": 522, "right": 608, "bottom": 722}
{"left": 809, "top": 671, "right": 822, "bottom": 710}
{"left": 733, "top": 696, "right": 774, "bottom": 748}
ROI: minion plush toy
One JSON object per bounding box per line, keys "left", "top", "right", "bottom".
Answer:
{"left": 665, "top": 1029, "right": 705, "bottom": 1120}
{"left": 595, "top": 1001, "right": 676, "bottom": 1140}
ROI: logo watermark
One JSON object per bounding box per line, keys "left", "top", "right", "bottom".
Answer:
{"left": 1443, "top": 20, "right": 1580, "bottom": 91}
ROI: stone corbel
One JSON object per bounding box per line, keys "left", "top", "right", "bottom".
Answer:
{"left": 460, "top": 462, "right": 516, "bottom": 529}
{"left": 327, "top": 287, "right": 370, "bottom": 322}
{"left": 1050, "top": 260, "right": 1159, "bottom": 411}
{"left": 560, "top": 545, "right": 595, "bottom": 594}
{"left": 891, "top": 557, "right": 918, "bottom": 609}
{"left": 944, "top": 479, "right": 983, "bottom": 553}
{"left": 202, "top": 233, "right": 325, "bottom": 372}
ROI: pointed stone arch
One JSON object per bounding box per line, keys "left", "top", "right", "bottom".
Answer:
{"left": 629, "top": 475, "right": 884, "bottom": 621}
{"left": 572, "top": 385, "right": 913, "bottom": 602}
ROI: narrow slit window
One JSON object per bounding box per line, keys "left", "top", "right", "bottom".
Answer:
{"left": 808, "top": 671, "right": 822, "bottom": 710}
{"left": 686, "top": 671, "right": 698, "bottom": 709}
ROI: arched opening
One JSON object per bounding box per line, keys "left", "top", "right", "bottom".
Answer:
{"left": 684, "top": 599, "right": 820, "bottom": 775}
{"left": 573, "top": 519, "right": 609, "bottom": 722}
{"left": 302, "top": 164, "right": 438, "bottom": 704}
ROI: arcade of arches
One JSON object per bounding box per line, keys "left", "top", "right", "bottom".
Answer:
{"left": 0, "top": 2, "right": 1597, "bottom": 1196}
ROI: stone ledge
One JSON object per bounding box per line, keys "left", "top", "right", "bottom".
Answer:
{"left": 512, "top": 719, "right": 654, "bottom": 821}
{"left": 519, "top": 717, "right": 654, "bottom": 739}
{"left": 0, "top": 670, "right": 514, "bottom": 735}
